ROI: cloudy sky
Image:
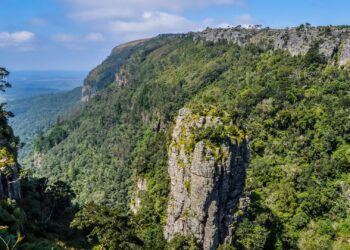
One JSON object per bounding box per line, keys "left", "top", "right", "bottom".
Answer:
{"left": 1, "top": 0, "right": 349, "bottom": 70}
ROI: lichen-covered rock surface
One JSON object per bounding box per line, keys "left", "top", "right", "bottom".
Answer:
{"left": 193, "top": 26, "right": 350, "bottom": 65}
{"left": 164, "top": 108, "right": 249, "bottom": 249}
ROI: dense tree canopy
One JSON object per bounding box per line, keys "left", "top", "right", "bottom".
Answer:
{"left": 0, "top": 26, "right": 345, "bottom": 249}
{"left": 31, "top": 35, "right": 350, "bottom": 249}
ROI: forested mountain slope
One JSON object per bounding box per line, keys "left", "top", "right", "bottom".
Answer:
{"left": 81, "top": 39, "right": 147, "bottom": 102}
{"left": 8, "top": 87, "right": 81, "bottom": 163}
{"left": 33, "top": 27, "right": 350, "bottom": 249}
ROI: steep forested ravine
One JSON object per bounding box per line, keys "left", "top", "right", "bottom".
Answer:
{"left": 0, "top": 68, "right": 86, "bottom": 249}
{"left": 0, "top": 26, "right": 348, "bottom": 249}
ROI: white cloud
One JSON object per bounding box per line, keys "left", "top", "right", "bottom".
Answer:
{"left": 64, "top": 0, "right": 244, "bottom": 21}
{"left": 205, "top": 14, "right": 255, "bottom": 29}
{"left": 52, "top": 32, "right": 105, "bottom": 49}
{"left": 30, "top": 18, "right": 48, "bottom": 26}
{"left": 60, "top": 0, "right": 250, "bottom": 43}
{"left": 0, "top": 31, "right": 35, "bottom": 48}
{"left": 70, "top": 8, "right": 138, "bottom": 21}
{"left": 52, "top": 34, "right": 76, "bottom": 42}
{"left": 52, "top": 32, "right": 105, "bottom": 43}
{"left": 234, "top": 14, "right": 254, "bottom": 25}
{"left": 18, "top": 46, "right": 36, "bottom": 52}
{"left": 85, "top": 32, "right": 105, "bottom": 42}
{"left": 109, "top": 12, "right": 195, "bottom": 36}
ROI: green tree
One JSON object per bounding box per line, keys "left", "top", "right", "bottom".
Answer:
{"left": 0, "top": 68, "right": 11, "bottom": 91}
{"left": 71, "top": 203, "right": 144, "bottom": 249}
{"left": 166, "top": 234, "right": 198, "bottom": 250}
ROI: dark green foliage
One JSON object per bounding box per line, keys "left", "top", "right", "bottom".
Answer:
{"left": 0, "top": 68, "right": 12, "bottom": 91}
{"left": 131, "top": 129, "right": 168, "bottom": 175}
{"left": 0, "top": 68, "right": 23, "bottom": 249}
{"left": 33, "top": 127, "right": 69, "bottom": 153}
{"left": 16, "top": 177, "right": 86, "bottom": 249}
{"left": 135, "top": 169, "right": 169, "bottom": 249}
{"left": 166, "top": 234, "right": 198, "bottom": 250}
{"left": 296, "top": 23, "right": 312, "bottom": 30}
{"left": 332, "top": 25, "right": 350, "bottom": 29}
{"left": 71, "top": 203, "right": 143, "bottom": 249}
{"left": 0, "top": 176, "right": 85, "bottom": 249}
{"left": 303, "top": 43, "right": 327, "bottom": 66}
{"left": 0, "top": 69, "right": 19, "bottom": 155}
{"left": 217, "top": 245, "right": 237, "bottom": 250}
{"left": 233, "top": 193, "right": 280, "bottom": 250}
{"left": 194, "top": 124, "right": 243, "bottom": 146}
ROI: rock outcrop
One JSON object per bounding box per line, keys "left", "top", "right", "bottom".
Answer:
{"left": 115, "top": 68, "right": 129, "bottom": 87}
{"left": 0, "top": 165, "right": 21, "bottom": 200}
{"left": 164, "top": 108, "right": 249, "bottom": 250}
{"left": 130, "top": 178, "right": 148, "bottom": 214}
{"left": 193, "top": 27, "right": 350, "bottom": 65}
{"left": 0, "top": 145, "right": 21, "bottom": 200}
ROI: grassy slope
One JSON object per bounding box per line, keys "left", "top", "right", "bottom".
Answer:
{"left": 34, "top": 35, "right": 350, "bottom": 249}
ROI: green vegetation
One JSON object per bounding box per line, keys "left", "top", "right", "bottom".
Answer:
{"left": 20, "top": 32, "right": 350, "bottom": 249}
{"left": 7, "top": 87, "right": 81, "bottom": 163}
{"left": 71, "top": 203, "right": 143, "bottom": 249}
{"left": 166, "top": 234, "right": 198, "bottom": 250}
{"left": 0, "top": 68, "right": 88, "bottom": 249}
{"left": 83, "top": 39, "right": 146, "bottom": 95}
{"left": 172, "top": 108, "right": 245, "bottom": 158}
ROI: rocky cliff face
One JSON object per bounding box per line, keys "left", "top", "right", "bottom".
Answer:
{"left": 81, "top": 39, "right": 147, "bottom": 102}
{"left": 0, "top": 165, "right": 21, "bottom": 200}
{"left": 0, "top": 141, "right": 21, "bottom": 200}
{"left": 193, "top": 27, "right": 350, "bottom": 65}
{"left": 82, "top": 27, "right": 350, "bottom": 102}
{"left": 164, "top": 108, "right": 249, "bottom": 250}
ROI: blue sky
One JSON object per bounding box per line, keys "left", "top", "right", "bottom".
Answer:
{"left": 0, "top": 0, "right": 349, "bottom": 71}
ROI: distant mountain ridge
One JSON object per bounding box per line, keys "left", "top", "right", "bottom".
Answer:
{"left": 8, "top": 87, "right": 82, "bottom": 164}
{"left": 81, "top": 39, "right": 147, "bottom": 102}
{"left": 2, "top": 70, "right": 86, "bottom": 101}
{"left": 80, "top": 26, "right": 350, "bottom": 104}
